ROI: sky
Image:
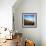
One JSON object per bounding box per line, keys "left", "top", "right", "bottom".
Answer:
{"left": 24, "top": 15, "right": 34, "bottom": 22}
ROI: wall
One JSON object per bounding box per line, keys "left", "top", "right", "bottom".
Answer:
{"left": 13, "top": 0, "right": 46, "bottom": 46}
{"left": 13, "top": 0, "right": 41, "bottom": 46}
{"left": 41, "top": 0, "right": 46, "bottom": 46}
{"left": 0, "top": 0, "right": 16, "bottom": 38}
{"left": 0, "top": 0, "right": 16, "bottom": 29}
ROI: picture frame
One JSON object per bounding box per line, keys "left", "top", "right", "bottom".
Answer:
{"left": 22, "top": 13, "right": 37, "bottom": 28}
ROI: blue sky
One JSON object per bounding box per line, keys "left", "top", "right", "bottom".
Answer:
{"left": 24, "top": 15, "right": 34, "bottom": 21}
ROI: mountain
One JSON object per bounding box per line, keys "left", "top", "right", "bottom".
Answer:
{"left": 24, "top": 19, "right": 34, "bottom": 25}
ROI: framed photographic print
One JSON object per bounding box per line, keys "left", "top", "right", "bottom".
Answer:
{"left": 22, "top": 13, "right": 37, "bottom": 28}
